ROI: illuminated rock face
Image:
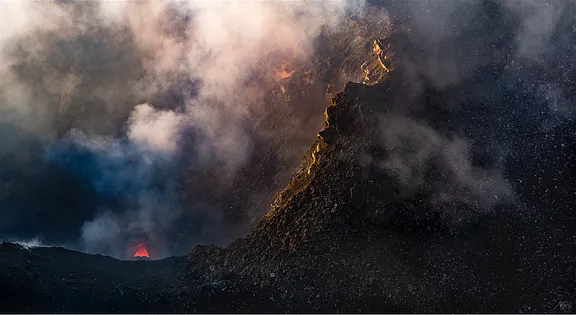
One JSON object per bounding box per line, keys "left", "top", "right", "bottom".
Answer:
{"left": 362, "top": 39, "right": 393, "bottom": 85}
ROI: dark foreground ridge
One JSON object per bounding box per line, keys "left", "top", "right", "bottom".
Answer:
{"left": 2, "top": 64, "right": 576, "bottom": 312}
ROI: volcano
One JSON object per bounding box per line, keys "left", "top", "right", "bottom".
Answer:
{"left": 1, "top": 69, "right": 575, "bottom": 312}
{"left": 1, "top": 2, "right": 576, "bottom": 313}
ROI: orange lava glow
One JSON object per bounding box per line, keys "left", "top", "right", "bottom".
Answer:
{"left": 134, "top": 243, "right": 149, "bottom": 258}
{"left": 276, "top": 61, "right": 294, "bottom": 79}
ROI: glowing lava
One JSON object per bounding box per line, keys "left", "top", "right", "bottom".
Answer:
{"left": 133, "top": 243, "right": 149, "bottom": 258}
{"left": 276, "top": 61, "right": 294, "bottom": 79}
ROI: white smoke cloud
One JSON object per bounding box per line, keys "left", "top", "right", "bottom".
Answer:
{"left": 12, "top": 238, "right": 47, "bottom": 249}
{"left": 128, "top": 104, "right": 183, "bottom": 153}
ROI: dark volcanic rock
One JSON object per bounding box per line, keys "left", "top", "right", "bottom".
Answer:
{"left": 0, "top": 242, "right": 268, "bottom": 313}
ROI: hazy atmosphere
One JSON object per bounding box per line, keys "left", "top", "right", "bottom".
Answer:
{"left": 1, "top": 0, "right": 574, "bottom": 261}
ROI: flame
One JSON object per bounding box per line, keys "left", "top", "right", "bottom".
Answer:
{"left": 134, "top": 243, "right": 149, "bottom": 258}
{"left": 276, "top": 61, "right": 294, "bottom": 79}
